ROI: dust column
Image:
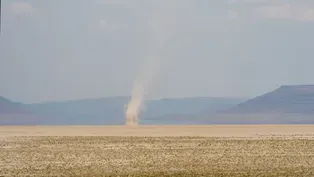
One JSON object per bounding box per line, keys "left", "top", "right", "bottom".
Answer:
{"left": 125, "top": 0, "right": 183, "bottom": 126}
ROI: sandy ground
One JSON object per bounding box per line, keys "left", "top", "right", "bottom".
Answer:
{"left": 1, "top": 125, "right": 314, "bottom": 176}
{"left": 1, "top": 125, "right": 314, "bottom": 138}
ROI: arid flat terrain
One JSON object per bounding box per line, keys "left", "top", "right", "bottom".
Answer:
{"left": 1, "top": 125, "right": 314, "bottom": 176}
{"left": 1, "top": 125, "right": 314, "bottom": 137}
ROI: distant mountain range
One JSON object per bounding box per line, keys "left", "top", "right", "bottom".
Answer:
{"left": 2, "top": 85, "right": 314, "bottom": 125}
{"left": 0, "top": 96, "right": 245, "bottom": 125}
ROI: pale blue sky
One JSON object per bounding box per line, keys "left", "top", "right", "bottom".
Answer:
{"left": 1, "top": 0, "right": 314, "bottom": 103}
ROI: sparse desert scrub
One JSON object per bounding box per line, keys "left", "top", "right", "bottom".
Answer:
{"left": 1, "top": 136, "right": 314, "bottom": 177}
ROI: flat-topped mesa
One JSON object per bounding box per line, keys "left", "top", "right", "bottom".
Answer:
{"left": 278, "top": 85, "right": 314, "bottom": 93}
{"left": 224, "top": 84, "right": 314, "bottom": 115}
{"left": 280, "top": 85, "right": 314, "bottom": 87}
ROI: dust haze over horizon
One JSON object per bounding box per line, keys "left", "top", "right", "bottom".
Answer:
{"left": 1, "top": 0, "right": 314, "bottom": 103}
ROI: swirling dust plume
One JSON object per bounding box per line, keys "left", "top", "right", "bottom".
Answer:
{"left": 125, "top": 0, "right": 185, "bottom": 126}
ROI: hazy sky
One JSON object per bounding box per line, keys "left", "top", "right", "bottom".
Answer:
{"left": 1, "top": 0, "right": 314, "bottom": 103}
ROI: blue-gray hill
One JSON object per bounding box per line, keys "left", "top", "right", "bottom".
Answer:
{"left": 212, "top": 85, "right": 314, "bottom": 124}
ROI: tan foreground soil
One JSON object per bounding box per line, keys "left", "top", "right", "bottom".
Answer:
{"left": 1, "top": 125, "right": 314, "bottom": 176}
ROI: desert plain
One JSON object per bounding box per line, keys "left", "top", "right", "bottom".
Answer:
{"left": 1, "top": 125, "right": 314, "bottom": 176}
